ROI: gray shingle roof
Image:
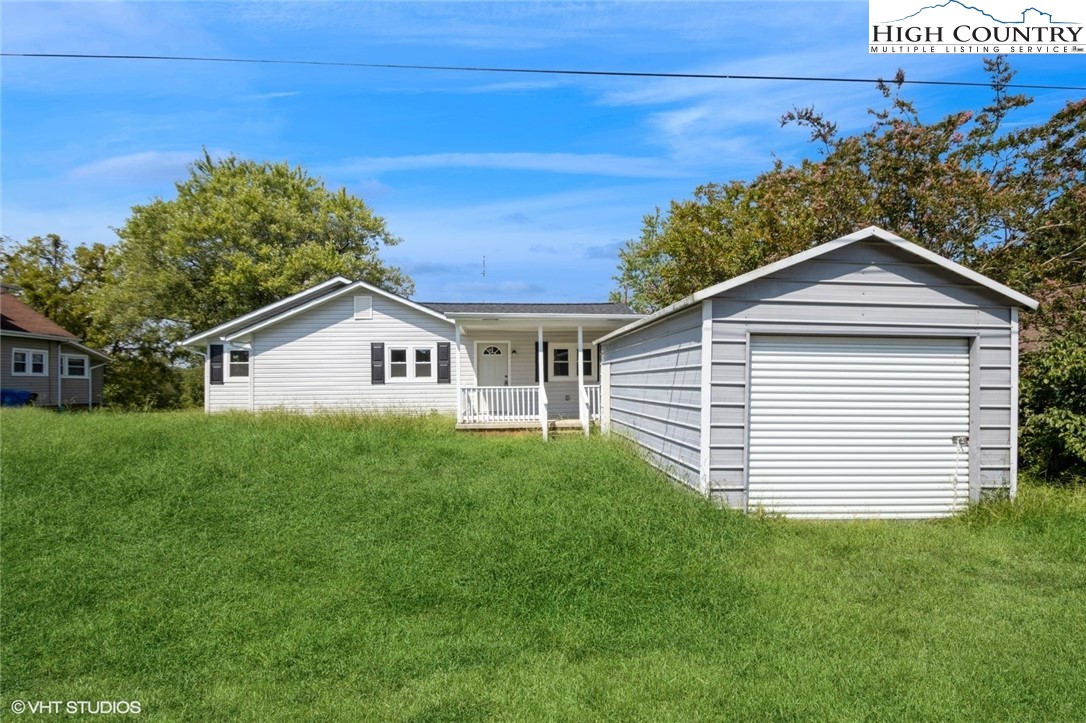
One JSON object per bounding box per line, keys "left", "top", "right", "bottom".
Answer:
{"left": 419, "top": 301, "right": 638, "bottom": 315}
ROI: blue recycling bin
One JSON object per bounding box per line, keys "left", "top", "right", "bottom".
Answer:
{"left": 1, "top": 389, "right": 35, "bottom": 406}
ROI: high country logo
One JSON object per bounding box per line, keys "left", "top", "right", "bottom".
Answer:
{"left": 869, "top": 0, "right": 1084, "bottom": 53}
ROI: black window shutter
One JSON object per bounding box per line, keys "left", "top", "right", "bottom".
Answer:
{"left": 209, "top": 344, "right": 224, "bottom": 385}
{"left": 534, "top": 341, "right": 549, "bottom": 382}
{"left": 436, "top": 342, "right": 451, "bottom": 384}
{"left": 371, "top": 342, "right": 385, "bottom": 385}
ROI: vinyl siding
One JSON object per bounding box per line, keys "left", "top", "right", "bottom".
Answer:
{"left": 1, "top": 337, "right": 104, "bottom": 407}
{"left": 603, "top": 306, "right": 702, "bottom": 488}
{"left": 207, "top": 352, "right": 250, "bottom": 412}
{"left": 707, "top": 240, "right": 1016, "bottom": 508}
{"left": 242, "top": 294, "right": 460, "bottom": 413}
{"left": 1, "top": 337, "right": 55, "bottom": 405}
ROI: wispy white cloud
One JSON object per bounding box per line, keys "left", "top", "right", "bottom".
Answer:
{"left": 442, "top": 280, "right": 545, "bottom": 296}
{"left": 529, "top": 244, "right": 563, "bottom": 255}
{"left": 237, "top": 91, "right": 299, "bottom": 101}
{"left": 457, "top": 80, "right": 564, "bottom": 94}
{"left": 67, "top": 150, "right": 210, "bottom": 184}
{"left": 584, "top": 241, "right": 626, "bottom": 260}
{"left": 504, "top": 212, "right": 533, "bottom": 225}
{"left": 391, "top": 259, "right": 474, "bottom": 276}
{"left": 339, "top": 152, "right": 685, "bottom": 179}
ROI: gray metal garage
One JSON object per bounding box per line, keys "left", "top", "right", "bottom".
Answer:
{"left": 597, "top": 227, "right": 1038, "bottom": 519}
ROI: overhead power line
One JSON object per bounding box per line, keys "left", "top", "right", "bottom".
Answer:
{"left": 4, "top": 52, "right": 1085, "bottom": 91}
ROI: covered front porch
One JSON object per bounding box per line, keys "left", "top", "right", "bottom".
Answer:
{"left": 439, "top": 306, "right": 639, "bottom": 438}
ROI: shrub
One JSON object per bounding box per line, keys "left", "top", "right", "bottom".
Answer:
{"left": 1019, "top": 332, "right": 1086, "bottom": 483}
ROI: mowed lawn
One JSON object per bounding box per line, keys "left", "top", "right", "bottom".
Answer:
{"left": 2, "top": 410, "right": 1085, "bottom": 721}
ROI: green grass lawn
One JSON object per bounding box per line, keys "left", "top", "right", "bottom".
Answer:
{"left": 2, "top": 409, "right": 1085, "bottom": 721}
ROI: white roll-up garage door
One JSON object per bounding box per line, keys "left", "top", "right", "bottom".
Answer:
{"left": 748, "top": 335, "right": 970, "bottom": 519}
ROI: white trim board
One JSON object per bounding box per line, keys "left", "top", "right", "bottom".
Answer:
{"left": 180, "top": 276, "right": 352, "bottom": 345}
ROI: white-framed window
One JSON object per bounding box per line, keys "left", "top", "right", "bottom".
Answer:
{"left": 229, "top": 349, "right": 250, "bottom": 378}
{"left": 388, "top": 345, "right": 434, "bottom": 381}
{"left": 12, "top": 348, "right": 47, "bottom": 376}
{"left": 354, "top": 295, "right": 372, "bottom": 320}
{"left": 552, "top": 347, "right": 571, "bottom": 377}
{"left": 550, "top": 346, "right": 595, "bottom": 380}
{"left": 60, "top": 353, "right": 89, "bottom": 378}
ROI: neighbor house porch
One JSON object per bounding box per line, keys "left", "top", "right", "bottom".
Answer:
{"left": 425, "top": 304, "right": 640, "bottom": 438}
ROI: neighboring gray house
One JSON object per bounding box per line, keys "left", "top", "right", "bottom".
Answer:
{"left": 597, "top": 227, "right": 1038, "bottom": 520}
{"left": 0, "top": 288, "right": 110, "bottom": 408}
{"left": 180, "top": 278, "right": 640, "bottom": 437}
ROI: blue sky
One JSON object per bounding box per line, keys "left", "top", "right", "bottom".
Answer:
{"left": 2, "top": 1, "right": 1082, "bottom": 302}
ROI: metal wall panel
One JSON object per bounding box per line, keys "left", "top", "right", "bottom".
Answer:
{"left": 748, "top": 335, "right": 970, "bottom": 519}
{"left": 604, "top": 306, "right": 702, "bottom": 486}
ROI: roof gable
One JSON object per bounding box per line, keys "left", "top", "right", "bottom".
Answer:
{"left": 180, "top": 277, "right": 354, "bottom": 345}
{"left": 596, "top": 226, "right": 1039, "bottom": 344}
{"left": 220, "top": 279, "right": 451, "bottom": 341}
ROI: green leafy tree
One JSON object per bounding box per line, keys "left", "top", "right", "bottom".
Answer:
{"left": 105, "top": 151, "right": 411, "bottom": 347}
{"left": 0, "top": 234, "right": 113, "bottom": 342}
{"left": 613, "top": 57, "right": 1081, "bottom": 316}
{"left": 1020, "top": 333, "right": 1086, "bottom": 483}
{"left": 92, "top": 152, "right": 412, "bottom": 408}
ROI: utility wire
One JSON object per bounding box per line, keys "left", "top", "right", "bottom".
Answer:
{"left": 4, "top": 52, "right": 1085, "bottom": 91}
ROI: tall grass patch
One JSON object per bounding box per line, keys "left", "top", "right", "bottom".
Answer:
{"left": 3, "top": 409, "right": 1085, "bottom": 720}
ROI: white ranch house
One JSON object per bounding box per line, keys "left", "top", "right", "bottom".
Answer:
{"left": 180, "top": 281, "right": 640, "bottom": 438}
{"left": 184, "top": 227, "right": 1038, "bottom": 520}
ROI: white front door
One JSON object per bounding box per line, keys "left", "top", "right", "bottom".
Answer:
{"left": 478, "top": 343, "right": 508, "bottom": 386}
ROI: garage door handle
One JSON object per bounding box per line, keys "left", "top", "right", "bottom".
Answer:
{"left": 952, "top": 435, "right": 969, "bottom": 446}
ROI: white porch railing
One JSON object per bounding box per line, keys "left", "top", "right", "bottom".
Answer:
{"left": 460, "top": 386, "right": 539, "bottom": 424}
{"left": 585, "top": 384, "right": 601, "bottom": 421}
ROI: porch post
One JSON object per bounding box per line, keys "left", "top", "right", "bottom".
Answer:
{"left": 538, "top": 325, "right": 548, "bottom": 440}
{"left": 454, "top": 324, "right": 462, "bottom": 424}
{"left": 577, "top": 325, "right": 588, "bottom": 436}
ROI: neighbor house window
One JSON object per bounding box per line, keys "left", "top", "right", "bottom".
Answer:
{"left": 60, "top": 354, "right": 88, "bottom": 378}
{"left": 12, "top": 348, "right": 47, "bottom": 376}
{"left": 582, "top": 348, "right": 593, "bottom": 378}
{"left": 229, "top": 349, "right": 250, "bottom": 378}
{"left": 552, "top": 348, "right": 570, "bottom": 377}
{"left": 388, "top": 346, "right": 434, "bottom": 381}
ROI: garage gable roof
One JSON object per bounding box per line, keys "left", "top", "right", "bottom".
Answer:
{"left": 596, "top": 226, "right": 1039, "bottom": 345}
